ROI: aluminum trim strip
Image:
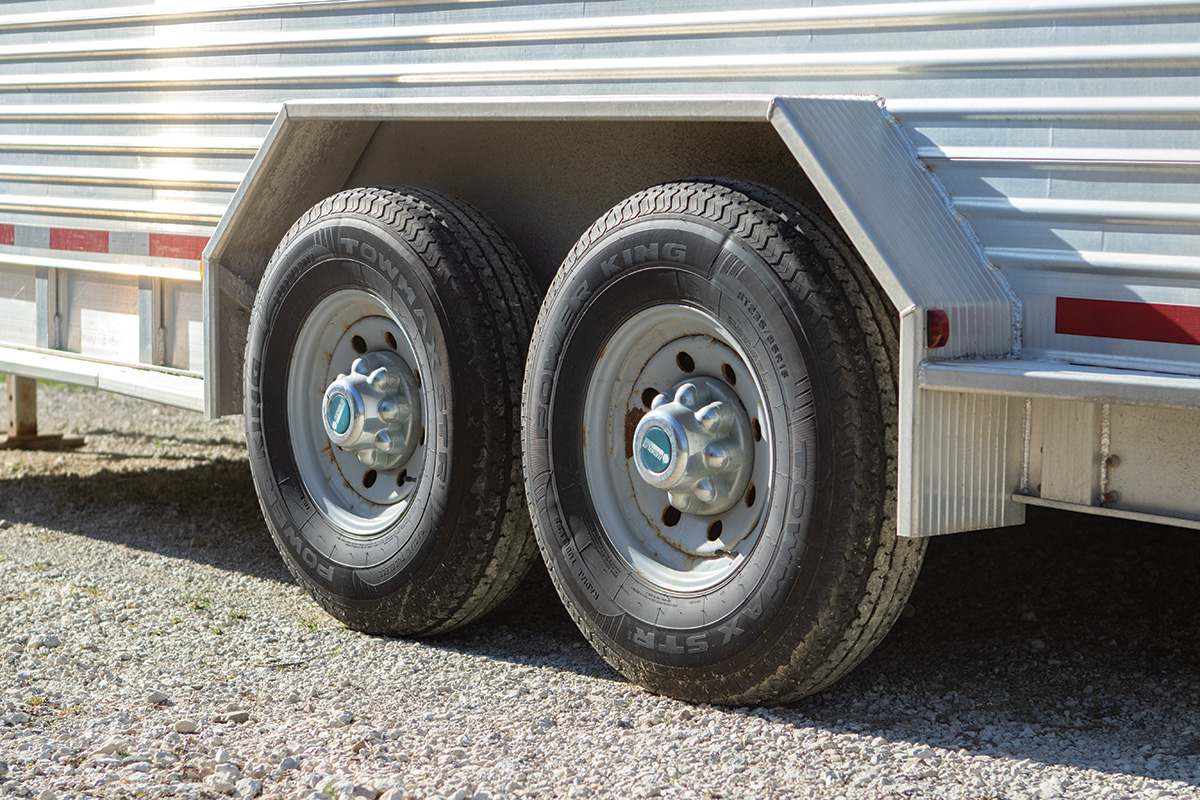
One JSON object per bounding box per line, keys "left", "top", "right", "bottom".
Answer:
{"left": 5, "top": 0, "right": 1198, "bottom": 36}
{"left": 1011, "top": 493, "right": 1200, "bottom": 531}
{"left": 0, "top": 104, "right": 278, "bottom": 121}
{"left": 278, "top": 95, "right": 776, "bottom": 122}
{"left": 919, "top": 146, "right": 1200, "bottom": 168}
{"left": 0, "top": 0, "right": 413, "bottom": 30}
{"left": 984, "top": 247, "right": 1200, "bottom": 278}
{"left": 0, "top": 197, "right": 225, "bottom": 225}
{"left": 7, "top": 44, "right": 1200, "bottom": 90}
{"left": 954, "top": 196, "right": 1200, "bottom": 225}
{"left": 888, "top": 96, "right": 1200, "bottom": 116}
{"left": 0, "top": 251, "right": 200, "bottom": 282}
{"left": 0, "top": 346, "right": 203, "bottom": 412}
{"left": 920, "top": 358, "right": 1200, "bottom": 408}
{"left": 0, "top": 166, "right": 242, "bottom": 190}
{"left": 0, "top": 135, "right": 260, "bottom": 156}
{"left": 8, "top": 1, "right": 1200, "bottom": 59}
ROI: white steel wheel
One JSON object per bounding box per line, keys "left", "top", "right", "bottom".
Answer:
{"left": 582, "top": 305, "right": 772, "bottom": 593}
{"left": 246, "top": 186, "right": 540, "bottom": 636}
{"left": 523, "top": 179, "right": 926, "bottom": 705}
{"left": 286, "top": 290, "right": 426, "bottom": 545}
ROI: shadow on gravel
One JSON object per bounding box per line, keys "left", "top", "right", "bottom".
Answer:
{"left": 72, "top": 427, "right": 248, "bottom": 456}
{"left": 2, "top": 448, "right": 1197, "bottom": 785}
{"left": 0, "top": 458, "right": 293, "bottom": 585}
{"left": 442, "top": 561, "right": 623, "bottom": 682}
{"left": 447, "top": 507, "right": 1200, "bottom": 788}
{"left": 787, "top": 507, "right": 1200, "bottom": 787}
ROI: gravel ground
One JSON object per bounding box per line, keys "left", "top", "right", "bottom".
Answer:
{"left": 0, "top": 382, "right": 1197, "bottom": 800}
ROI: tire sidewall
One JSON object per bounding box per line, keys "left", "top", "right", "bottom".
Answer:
{"left": 246, "top": 214, "right": 455, "bottom": 602}
{"left": 527, "top": 214, "right": 838, "bottom": 675}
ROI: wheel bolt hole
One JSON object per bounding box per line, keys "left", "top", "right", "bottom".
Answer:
{"left": 707, "top": 520, "right": 723, "bottom": 542}
{"left": 721, "top": 363, "right": 737, "bottom": 385}
{"left": 745, "top": 483, "right": 756, "bottom": 507}
{"left": 385, "top": 331, "right": 398, "bottom": 350}
{"left": 662, "top": 506, "right": 681, "bottom": 527}
{"left": 397, "top": 469, "right": 408, "bottom": 486}
{"left": 351, "top": 335, "right": 368, "bottom": 354}
{"left": 362, "top": 469, "right": 377, "bottom": 488}
{"left": 752, "top": 418, "right": 762, "bottom": 442}
{"left": 640, "top": 387, "right": 658, "bottom": 409}
{"left": 676, "top": 351, "right": 696, "bottom": 373}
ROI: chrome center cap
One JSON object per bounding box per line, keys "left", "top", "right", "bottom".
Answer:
{"left": 632, "top": 377, "right": 753, "bottom": 516}
{"left": 321, "top": 350, "right": 421, "bottom": 470}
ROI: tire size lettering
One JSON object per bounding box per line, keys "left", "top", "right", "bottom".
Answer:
{"left": 736, "top": 290, "right": 790, "bottom": 380}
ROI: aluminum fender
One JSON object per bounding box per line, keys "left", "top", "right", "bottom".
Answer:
{"left": 205, "top": 95, "right": 1023, "bottom": 537}
{"left": 770, "top": 97, "right": 1023, "bottom": 537}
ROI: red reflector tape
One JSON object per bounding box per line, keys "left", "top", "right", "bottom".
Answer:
{"left": 0, "top": 224, "right": 208, "bottom": 262}
{"left": 49, "top": 227, "right": 108, "bottom": 253}
{"left": 149, "top": 233, "right": 207, "bottom": 261}
{"left": 1056, "top": 297, "right": 1200, "bottom": 346}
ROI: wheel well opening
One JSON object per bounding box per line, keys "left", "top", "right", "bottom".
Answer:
{"left": 211, "top": 116, "right": 828, "bottom": 416}
{"left": 343, "top": 118, "right": 825, "bottom": 289}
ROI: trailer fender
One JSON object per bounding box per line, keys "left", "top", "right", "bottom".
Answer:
{"left": 204, "top": 95, "right": 1021, "bottom": 537}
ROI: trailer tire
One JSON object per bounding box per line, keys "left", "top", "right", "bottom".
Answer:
{"left": 246, "top": 186, "right": 539, "bottom": 636}
{"left": 522, "top": 179, "right": 926, "bottom": 704}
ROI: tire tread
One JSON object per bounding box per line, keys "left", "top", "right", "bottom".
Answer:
{"left": 250, "top": 186, "right": 540, "bottom": 637}
{"left": 524, "top": 179, "right": 925, "bottom": 705}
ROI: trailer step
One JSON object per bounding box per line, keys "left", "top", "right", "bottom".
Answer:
{"left": 919, "top": 358, "right": 1200, "bottom": 410}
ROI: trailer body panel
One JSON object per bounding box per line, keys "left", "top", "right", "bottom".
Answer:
{"left": 2, "top": 0, "right": 1200, "bottom": 534}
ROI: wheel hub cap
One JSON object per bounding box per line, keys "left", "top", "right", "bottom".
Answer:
{"left": 321, "top": 350, "right": 421, "bottom": 470}
{"left": 633, "top": 376, "right": 753, "bottom": 516}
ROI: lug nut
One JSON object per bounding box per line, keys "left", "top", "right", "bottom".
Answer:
{"left": 696, "top": 402, "right": 725, "bottom": 433}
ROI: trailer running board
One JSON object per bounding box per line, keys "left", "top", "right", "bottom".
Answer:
{"left": 0, "top": 347, "right": 204, "bottom": 413}
{"left": 919, "top": 358, "right": 1200, "bottom": 410}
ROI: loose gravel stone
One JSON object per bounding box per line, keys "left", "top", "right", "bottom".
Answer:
{"left": 0, "top": 384, "right": 1197, "bottom": 799}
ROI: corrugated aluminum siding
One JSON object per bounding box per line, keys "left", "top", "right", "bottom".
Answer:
{"left": 2, "top": 0, "right": 1200, "bottom": 377}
